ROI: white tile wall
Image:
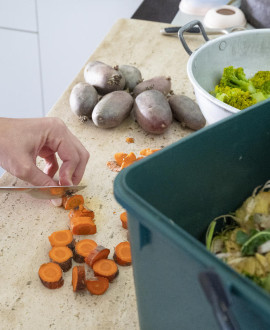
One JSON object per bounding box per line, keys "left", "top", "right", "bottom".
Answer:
{"left": 0, "top": 0, "right": 143, "bottom": 177}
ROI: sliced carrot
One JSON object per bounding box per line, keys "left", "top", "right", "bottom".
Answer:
{"left": 49, "top": 246, "right": 73, "bottom": 272}
{"left": 70, "top": 217, "right": 96, "bottom": 235}
{"left": 85, "top": 245, "right": 110, "bottom": 268}
{"left": 140, "top": 148, "right": 160, "bottom": 156}
{"left": 69, "top": 205, "right": 95, "bottom": 220}
{"left": 120, "top": 211, "right": 128, "bottom": 229}
{"left": 73, "top": 239, "right": 98, "bottom": 263}
{"left": 114, "top": 152, "right": 128, "bottom": 166}
{"left": 125, "top": 137, "right": 134, "bottom": 144}
{"left": 72, "top": 265, "right": 86, "bottom": 291}
{"left": 62, "top": 194, "right": 84, "bottom": 210}
{"left": 113, "top": 241, "right": 132, "bottom": 266}
{"left": 92, "top": 259, "right": 119, "bottom": 282}
{"left": 38, "top": 262, "right": 64, "bottom": 289}
{"left": 48, "top": 230, "right": 74, "bottom": 249}
{"left": 86, "top": 277, "right": 109, "bottom": 295}
{"left": 121, "top": 152, "right": 137, "bottom": 169}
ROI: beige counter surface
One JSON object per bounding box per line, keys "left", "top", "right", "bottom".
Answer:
{"left": 0, "top": 19, "right": 203, "bottom": 330}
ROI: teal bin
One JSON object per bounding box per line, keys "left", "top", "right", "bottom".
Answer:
{"left": 114, "top": 100, "right": 270, "bottom": 330}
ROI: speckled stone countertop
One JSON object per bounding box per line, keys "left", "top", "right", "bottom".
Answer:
{"left": 0, "top": 19, "right": 203, "bottom": 330}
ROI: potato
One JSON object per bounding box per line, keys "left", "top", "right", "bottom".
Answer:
{"left": 118, "top": 65, "right": 142, "bottom": 91}
{"left": 92, "top": 91, "right": 133, "bottom": 128}
{"left": 69, "top": 82, "right": 98, "bottom": 120}
{"left": 169, "top": 95, "right": 206, "bottom": 130}
{"left": 84, "top": 61, "right": 125, "bottom": 95}
{"left": 132, "top": 76, "right": 171, "bottom": 97}
{"left": 133, "top": 90, "right": 172, "bottom": 134}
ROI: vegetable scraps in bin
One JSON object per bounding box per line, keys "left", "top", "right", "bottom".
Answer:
{"left": 206, "top": 180, "right": 270, "bottom": 293}
{"left": 211, "top": 66, "right": 270, "bottom": 110}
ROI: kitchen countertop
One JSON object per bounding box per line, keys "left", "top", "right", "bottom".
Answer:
{"left": 0, "top": 19, "right": 203, "bottom": 330}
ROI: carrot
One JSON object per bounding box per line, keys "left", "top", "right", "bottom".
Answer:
{"left": 69, "top": 205, "right": 95, "bottom": 220}
{"left": 85, "top": 245, "right": 110, "bottom": 268}
{"left": 38, "top": 262, "right": 64, "bottom": 289}
{"left": 121, "top": 152, "right": 137, "bottom": 169}
{"left": 125, "top": 137, "right": 134, "bottom": 144}
{"left": 72, "top": 265, "right": 86, "bottom": 291}
{"left": 70, "top": 217, "right": 96, "bottom": 235}
{"left": 120, "top": 211, "right": 128, "bottom": 229}
{"left": 62, "top": 194, "right": 84, "bottom": 210}
{"left": 114, "top": 152, "right": 128, "bottom": 166}
{"left": 140, "top": 148, "right": 160, "bottom": 156}
{"left": 113, "top": 241, "right": 132, "bottom": 266}
{"left": 92, "top": 259, "right": 119, "bottom": 282}
{"left": 73, "top": 239, "right": 97, "bottom": 263}
{"left": 86, "top": 276, "right": 109, "bottom": 295}
{"left": 48, "top": 230, "right": 74, "bottom": 250}
{"left": 49, "top": 246, "right": 73, "bottom": 272}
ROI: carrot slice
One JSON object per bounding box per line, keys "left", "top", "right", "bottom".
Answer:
{"left": 85, "top": 245, "right": 110, "bottom": 268}
{"left": 120, "top": 211, "right": 128, "bottom": 229}
{"left": 62, "top": 194, "right": 84, "bottom": 210}
{"left": 72, "top": 265, "right": 86, "bottom": 291}
{"left": 49, "top": 246, "right": 73, "bottom": 272}
{"left": 140, "top": 148, "right": 160, "bottom": 156}
{"left": 121, "top": 152, "right": 137, "bottom": 169}
{"left": 114, "top": 152, "right": 128, "bottom": 166}
{"left": 69, "top": 205, "right": 95, "bottom": 220}
{"left": 38, "top": 262, "right": 64, "bottom": 289}
{"left": 92, "top": 259, "right": 119, "bottom": 282}
{"left": 48, "top": 230, "right": 74, "bottom": 249}
{"left": 113, "top": 241, "right": 132, "bottom": 266}
{"left": 86, "top": 277, "right": 109, "bottom": 295}
{"left": 125, "top": 137, "right": 134, "bottom": 144}
{"left": 70, "top": 217, "right": 96, "bottom": 235}
{"left": 73, "top": 239, "right": 97, "bottom": 263}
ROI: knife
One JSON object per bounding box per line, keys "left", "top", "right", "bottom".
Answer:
{"left": 160, "top": 25, "right": 246, "bottom": 36}
{"left": 0, "top": 185, "right": 86, "bottom": 199}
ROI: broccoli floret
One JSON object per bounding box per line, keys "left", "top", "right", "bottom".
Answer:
{"left": 212, "top": 67, "right": 270, "bottom": 110}
{"left": 214, "top": 85, "right": 256, "bottom": 110}
{"left": 250, "top": 71, "right": 270, "bottom": 89}
{"left": 220, "top": 66, "right": 257, "bottom": 94}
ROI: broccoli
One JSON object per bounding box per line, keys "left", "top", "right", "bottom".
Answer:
{"left": 212, "top": 66, "right": 270, "bottom": 110}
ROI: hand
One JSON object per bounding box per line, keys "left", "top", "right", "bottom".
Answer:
{"left": 0, "top": 117, "right": 89, "bottom": 186}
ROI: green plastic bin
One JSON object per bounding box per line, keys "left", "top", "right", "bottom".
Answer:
{"left": 114, "top": 100, "right": 270, "bottom": 330}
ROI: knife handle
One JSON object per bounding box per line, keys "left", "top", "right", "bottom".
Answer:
{"left": 160, "top": 26, "right": 200, "bottom": 35}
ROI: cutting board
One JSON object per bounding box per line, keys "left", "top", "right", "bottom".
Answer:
{"left": 0, "top": 19, "right": 203, "bottom": 330}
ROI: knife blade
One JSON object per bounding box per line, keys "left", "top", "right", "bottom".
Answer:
{"left": 0, "top": 185, "right": 86, "bottom": 199}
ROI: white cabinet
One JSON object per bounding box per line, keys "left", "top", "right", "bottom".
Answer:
{"left": 0, "top": 29, "right": 43, "bottom": 118}
{"left": 0, "top": 0, "right": 37, "bottom": 31}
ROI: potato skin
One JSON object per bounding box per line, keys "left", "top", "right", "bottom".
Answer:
{"left": 132, "top": 76, "right": 171, "bottom": 97}
{"left": 118, "top": 65, "right": 142, "bottom": 91}
{"left": 133, "top": 90, "right": 172, "bottom": 134}
{"left": 69, "top": 82, "right": 98, "bottom": 119}
{"left": 84, "top": 61, "right": 125, "bottom": 95}
{"left": 169, "top": 95, "right": 206, "bottom": 130}
{"left": 92, "top": 91, "right": 134, "bottom": 128}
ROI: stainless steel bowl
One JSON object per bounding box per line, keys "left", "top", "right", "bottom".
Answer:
{"left": 179, "top": 21, "right": 270, "bottom": 124}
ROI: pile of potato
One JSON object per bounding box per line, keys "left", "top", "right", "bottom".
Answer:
{"left": 69, "top": 61, "right": 206, "bottom": 134}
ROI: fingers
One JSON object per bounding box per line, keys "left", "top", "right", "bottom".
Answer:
{"left": 14, "top": 161, "right": 57, "bottom": 186}
{"left": 43, "top": 154, "right": 59, "bottom": 178}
